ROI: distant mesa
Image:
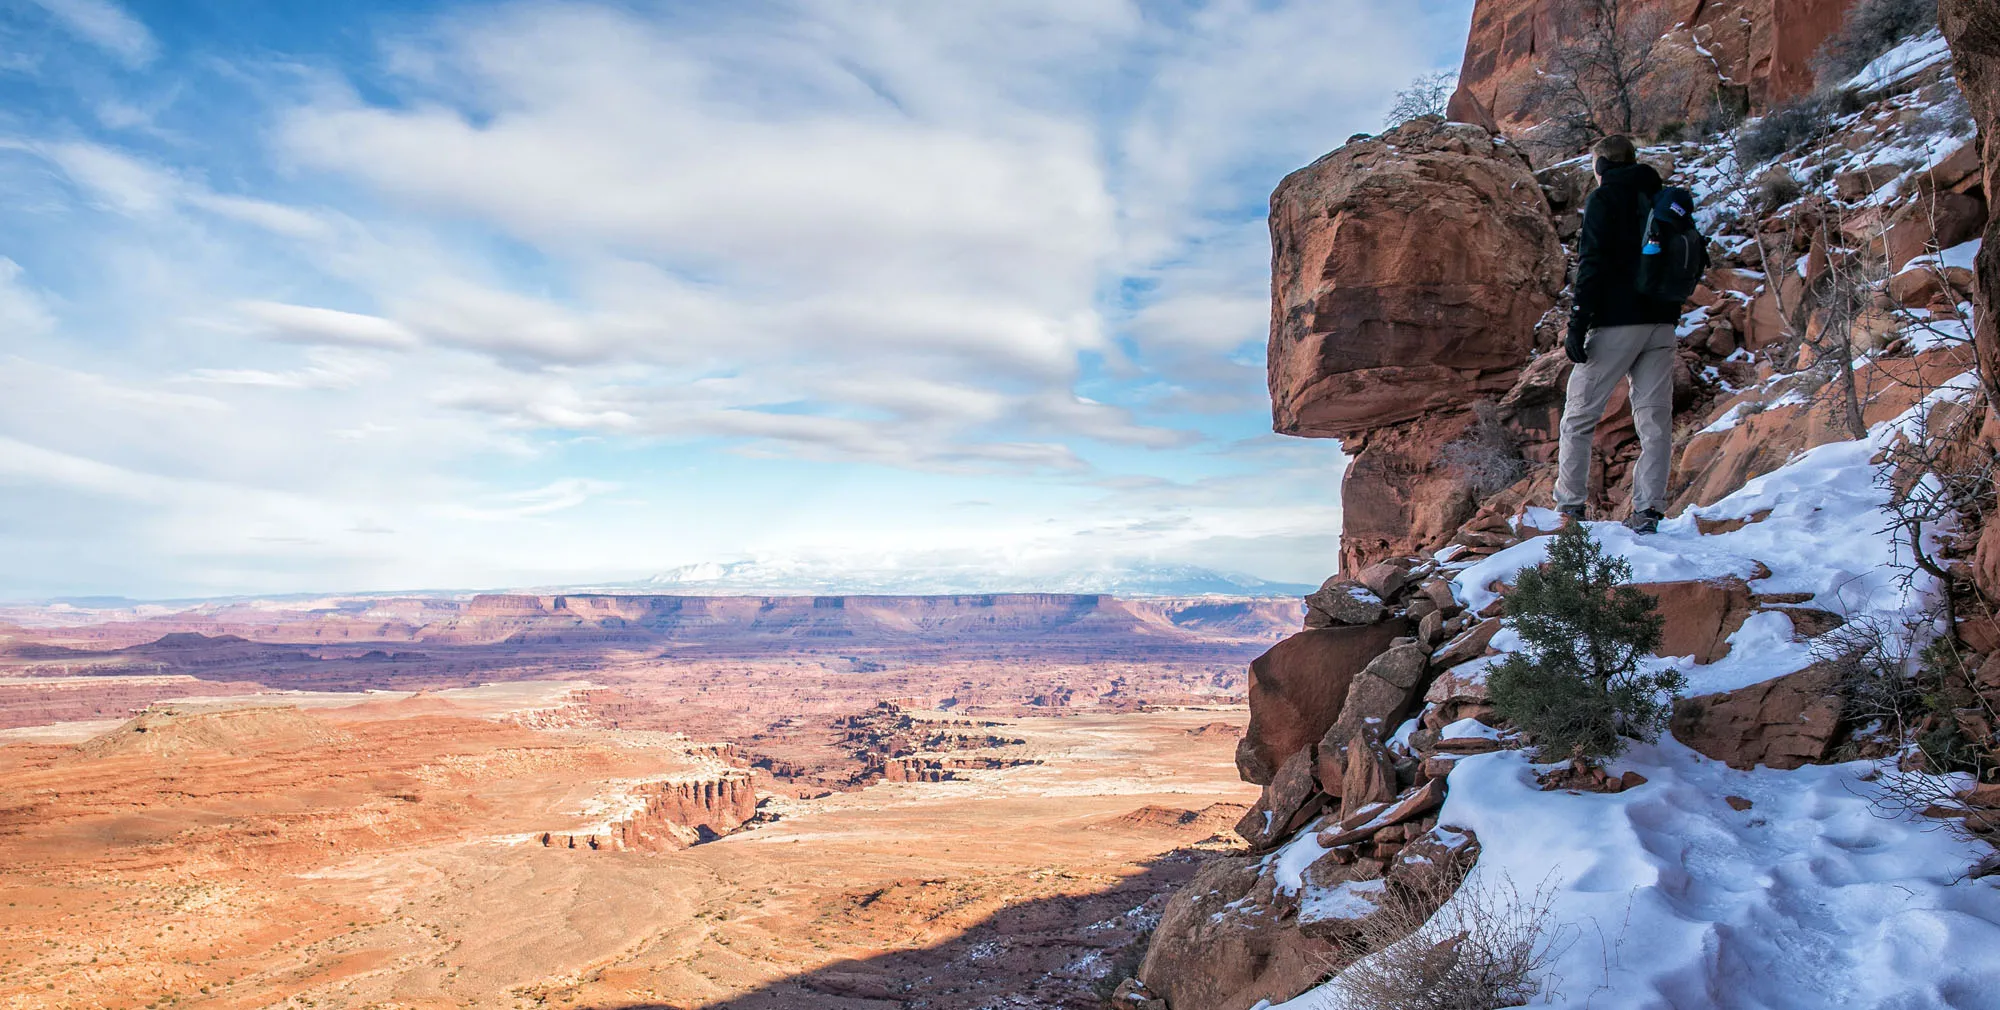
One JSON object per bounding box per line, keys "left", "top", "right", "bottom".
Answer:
{"left": 138, "top": 632, "right": 251, "bottom": 649}
{"left": 633, "top": 557, "right": 1317, "bottom": 598}
{"left": 413, "top": 593, "right": 1303, "bottom": 647}
{"left": 68, "top": 706, "right": 351, "bottom": 761}
{"left": 1098, "top": 803, "right": 1250, "bottom": 834}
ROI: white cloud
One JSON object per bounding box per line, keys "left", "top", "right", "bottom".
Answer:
{"left": 180, "top": 349, "right": 385, "bottom": 390}
{"left": 0, "top": 0, "right": 1471, "bottom": 596}
{"left": 26, "top": 0, "right": 156, "bottom": 67}
{"left": 237, "top": 301, "right": 419, "bottom": 350}
{"left": 187, "top": 194, "right": 334, "bottom": 240}
{"left": 0, "top": 259, "right": 56, "bottom": 339}
{"left": 452, "top": 477, "right": 620, "bottom": 520}
{"left": 37, "top": 140, "right": 178, "bottom": 214}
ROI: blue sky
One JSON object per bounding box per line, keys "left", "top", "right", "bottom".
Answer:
{"left": 0, "top": 0, "right": 1473, "bottom": 598}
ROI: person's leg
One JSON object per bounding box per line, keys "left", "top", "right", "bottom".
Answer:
{"left": 1625, "top": 323, "right": 1680, "bottom": 515}
{"left": 1555, "top": 323, "right": 1649, "bottom": 509}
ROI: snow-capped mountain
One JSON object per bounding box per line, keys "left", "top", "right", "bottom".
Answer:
{"left": 631, "top": 557, "right": 1315, "bottom": 598}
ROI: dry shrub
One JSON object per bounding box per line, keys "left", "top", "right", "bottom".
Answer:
{"left": 1912, "top": 86, "right": 1975, "bottom": 140}
{"left": 1874, "top": 388, "right": 1994, "bottom": 585}
{"left": 1814, "top": 0, "right": 1940, "bottom": 84}
{"left": 1737, "top": 95, "right": 1838, "bottom": 164}
{"left": 1517, "top": 0, "right": 1691, "bottom": 156}
{"left": 1440, "top": 402, "right": 1526, "bottom": 497}
{"left": 1818, "top": 614, "right": 2000, "bottom": 844}
{"left": 1751, "top": 167, "right": 1803, "bottom": 215}
{"left": 1319, "top": 871, "right": 1571, "bottom": 1010}
{"left": 1386, "top": 71, "right": 1459, "bottom": 128}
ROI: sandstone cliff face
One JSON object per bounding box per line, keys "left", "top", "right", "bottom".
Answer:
{"left": 1944, "top": 2, "right": 2000, "bottom": 412}
{"left": 1449, "top": 0, "right": 1861, "bottom": 139}
{"left": 611, "top": 773, "right": 760, "bottom": 851}
{"left": 543, "top": 772, "right": 761, "bottom": 853}
{"left": 1268, "top": 120, "right": 1565, "bottom": 570}
{"left": 1143, "top": 21, "right": 1996, "bottom": 1006}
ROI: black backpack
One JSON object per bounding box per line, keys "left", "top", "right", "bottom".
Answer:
{"left": 1636, "top": 185, "right": 1708, "bottom": 303}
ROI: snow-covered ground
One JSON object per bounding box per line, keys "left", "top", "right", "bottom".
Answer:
{"left": 1278, "top": 372, "right": 1996, "bottom": 1007}
{"left": 1410, "top": 740, "right": 1998, "bottom": 1009}
{"left": 1454, "top": 368, "right": 1970, "bottom": 695}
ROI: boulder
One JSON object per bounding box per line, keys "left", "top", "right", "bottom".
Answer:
{"left": 1336, "top": 730, "right": 1399, "bottom": 820}
{"left": 1267, "top": 121, "right": 1563, "bottom": 570}
{"left": 1110, "top": 978, "right": 1167, "bottom": 1010}
{"left": 1423, "top": 662, "right": 1496, "bottom": 728}
{"left": 1925, "top": 138, "right": 1985, "bottom": 195}
{"left": 1418, "top": 578, "right": 1460, "bottom": 614}
{"left": 1296, "top": 869, "right": 1392, "bottom": 942}
{"left": 1418, "top": 610, "right": 1446, "bottom": 646}
{"left": 1318, "top": 779, "right": 1450, "bottom": 847}
{"left": 1884, "top": 191, "right": 1988, "bottom": 273}
{"left": 1269, "top": 121, "right": 1562, "bottom": 439}
{"left": 1316, "top": 641, "right": 1431, "bottom": 770}
{"left": 1433, "top": 617, "right": 1503, "bottom": 667}
{"left": 1888, "top": 263, "right": 1960, "bottom": 308}
{"left": 1705, "top": 320, "right": 1740, "bottom": 357}
{"left": 1304, "top": 578, "right": 1387, "bottom": 627}
{"left": 1138, "top": 857, "right": 1338, "bottom": 1010}
{"left": 1631, "top": 578, "right": 1755, "bottom": 664}
{"left": 1235, "top": 748, "right": 1325, "bottom": 851}
{"left": 1835, "top": 164, "right": 1903, "bottom": 201}
{"left": 1357, "top": 560, "right": 1418, "bottom": 601}
{"left": 1237, "top": 621, "right": 1413, "bottom": 784}
{"left": 1670, "top": 663, "right": 1845, "bottom": 770}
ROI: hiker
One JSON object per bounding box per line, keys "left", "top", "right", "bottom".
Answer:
{"left": 1558, "top": 134, "right": 1706, "bottom": 535}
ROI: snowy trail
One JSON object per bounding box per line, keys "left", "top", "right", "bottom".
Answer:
{"left": 1278, "top": 368, "right": 2000, "bottom": 1010}
{"left": 1424, "top": 744, "right": 2000, "bottom": 1010}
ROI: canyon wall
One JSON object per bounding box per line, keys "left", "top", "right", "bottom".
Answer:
{"left": 542, "top": 772, "right": 761, "bottom": 853}
{"left": 1944, "top": 1, "right": 2000, "bottom": 410}
{"left": 1449, "top": 0, "right": 1861, "bottom": 137}
{"left": 611, "top": 773, "right": 760, "bottom": 851}
{"left": 426, "top": 593, "right": 1294, "bottom": 646}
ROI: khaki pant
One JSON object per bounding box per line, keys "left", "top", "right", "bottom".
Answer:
{"left": 1555, "top": 322, "right": 1677, "bottom": 513}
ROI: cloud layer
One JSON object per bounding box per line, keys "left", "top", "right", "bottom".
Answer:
{"left": 0, "top": 0, "right": 1471, "bottom": 597}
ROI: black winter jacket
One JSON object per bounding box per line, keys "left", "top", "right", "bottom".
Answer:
{"left": 1569, "top": 161, "right": 1685, "bottom": 339}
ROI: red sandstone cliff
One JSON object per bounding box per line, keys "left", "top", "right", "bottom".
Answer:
{"left": 543, "top": 772, "right": 761, "bottom": 853}
{"left": 1268, "top": 120, "right": 1566, "bottom": 570}
{"left": 611, "top": 773, "right": 760, "bottom": 851}
{"left": 1449, "top": 0, "right": 1862, "bottom": 139}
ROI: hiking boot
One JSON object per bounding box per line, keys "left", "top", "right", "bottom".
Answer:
{"left": 1624, "top": 508, "right": 1664, "bottom": 535}
{"left": 1557, "top": 504, "right": 1586, "bottom": 526}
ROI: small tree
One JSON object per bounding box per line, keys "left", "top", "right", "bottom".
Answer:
{"left": 1385, "top": 70, "right": 1459, "bottom": 127}
{"left": 1519, "top": 0, "right": 1686, "bottom": 152}
{"left": 1487, "top": 522, "right": 1680, "bottom": 767}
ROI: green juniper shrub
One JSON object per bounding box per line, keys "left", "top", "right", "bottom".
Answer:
{"left": 1487, "top": 522, "right": 1681, "bottom": 768}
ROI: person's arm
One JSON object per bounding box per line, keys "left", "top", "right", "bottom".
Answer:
{"left": 1567, "top": 188, "right": 1611, "bottom": 363}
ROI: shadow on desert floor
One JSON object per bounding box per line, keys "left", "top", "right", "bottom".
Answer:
{"left": 579, "top": 851, "right": 1209, "bottom": 1010}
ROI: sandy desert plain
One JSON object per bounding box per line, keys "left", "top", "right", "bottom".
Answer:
{"left": 0, "top": 593, "right": 1292, "bottom": 1009}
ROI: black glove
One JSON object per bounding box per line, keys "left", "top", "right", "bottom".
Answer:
{"left": 1564, "top": 325, "right": 1588, "bottom": 364}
